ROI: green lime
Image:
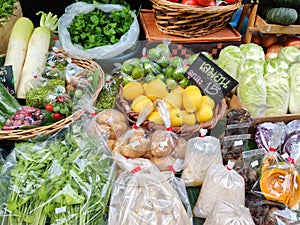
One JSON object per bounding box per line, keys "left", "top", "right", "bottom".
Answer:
{"left": 144, "top": 62, "right": 153, "bottom": 74}
{"left": 152, "top": 62, "right": 162, "bottom": 74}
{"left": 121, "top": 63, "right": 134, "bottom": 75}
{"left": 144, "top": 74, "right": 156, "bottom": 83}
{"left": 164, "top": 66, "right": 174, "bottom": 78}
{"left": 156, "top": 44, "right": 170, "bottom": 56}
{"left": 172, "top": 67, "right": 185, "bottom": 81}
{"left": 148, "top": 48, "right": 160, "bottom": 61}
{"left": 131, "top": 65, "right": 144, "bottom": 80}
{"left": 122, "top": 75, "right": 134, "bottom": 85}
{"left": 156, "top": 73, "right": 165, "bottom": 82}
{"left": 166, "top": 77, "right": 178, "bottom": 90}
{"left": 157, "top": 56, "right": 170, "bottom": 68}
{"left": 170, "top": 56, "right": 184, "bottom": 67}
{"left": 179, "top": 77, "right": 190, "bottom": 88}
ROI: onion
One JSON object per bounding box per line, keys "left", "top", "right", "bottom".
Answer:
{"left": 262, "top": 34, "right": 278, "bottom": 49}
{"left": 251, "top": 32, "right": 262, "bottom": 45}
{"left": 267, "top": 44, "right": 283, "bottom": 53}
{"left": 265, "top": 51, "right": 278, "bottom": 59}
{"left": 284, "top": 36, "right": 300, "bottom": 49}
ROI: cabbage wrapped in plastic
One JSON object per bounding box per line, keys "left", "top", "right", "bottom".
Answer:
{"left": 278, "top": 46, "right": 300, "bottom": 65}
{"left": 264, "top": 71, "right": 289, "bottom": 116}
{"left": 217, "top": 45, "right": 244, "bottom": 81}
{"left": 263, "top": 58, "right": 290, "bottom": 75}
{"left": 239, "top": 43, "right": 265, "bottom": 61}
{"left": 237, "top": 68, "right": 267, "bottom": 117}
{"left": 288, "top": 62, "right": 300, "bottom": 114}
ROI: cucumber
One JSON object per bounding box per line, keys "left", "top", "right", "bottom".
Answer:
{"left": 266, "top": 7, "right": 298, "bottom": 25}
{"left": 0, "top": 83, "right": 21, "bottom": 116}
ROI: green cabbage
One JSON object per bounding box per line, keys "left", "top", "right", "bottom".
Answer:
{"left": 217, "top": 45, "right": 244, "bottom": 81}
{"left": 278, "top": 46, "right": 300, "bottom": 64}
{"left": 263, "top": 58, "right": 290, "bottom": 75}
{"left": 242, "top": 59, "right": 265, "bottom": 76}
{"left": 264, "top": 72, "right": 289, "bottom": 116}
{"left": 237, "top": 68, "right": 267, "bottom": 117}
{"left": 288, "top": 62, "right": 300, "bottom": 113}
{"left": 239, "top": 43, "right": 265, "bottom": 61}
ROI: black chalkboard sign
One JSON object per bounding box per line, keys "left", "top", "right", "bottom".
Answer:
{"left": 0, "top": 66, "right": 15, "bottom": 96}
{"left": 242, "top": 0, "right": 259, "bottom": 4}
{"left": 185, "top": 53, "right": 238, "bottom": 103}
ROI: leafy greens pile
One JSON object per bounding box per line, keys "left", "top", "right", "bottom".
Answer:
{"left": 0, "top": 121, "right": 116, "bottom": 225}
{"left": 68, "top": 6, "right": 134, "bottom": 49}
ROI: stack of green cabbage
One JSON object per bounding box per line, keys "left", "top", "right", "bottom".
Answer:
{"left": 217, "top": 44, "right": 300, "bottom": 117}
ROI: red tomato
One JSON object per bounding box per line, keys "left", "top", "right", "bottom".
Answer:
{"left": 53, "top": 112, "right": 61, "bottom": 120}
{"left": 196, "top": 0, "right": 215, "bottom": 6}
{"left": 181, "top": 0, "right": 198, "bottom": 5}
{"left": 167, "top": 0, "right": 179, "bottom": 2}
{"left": 224, "top": 0, "right": 235, "bottom": 4}
{"left": 45, "top": 103, "right": 53, "bottom": 112}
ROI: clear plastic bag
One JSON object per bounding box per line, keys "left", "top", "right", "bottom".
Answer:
{"left": 193, "top": 163, "right": 245, "bottom": 218}
{"left": 181, "top": 134, "right": 223, "bottom": 187}
{"left": 107, "top": 155, "right": 192, "bottom": 225}
{"left": 148, "top": 100, "right": 187, "bottom": 172}
{"left": 251, "top": 161, "right": 300, "bottom": 211}
{"left": 203, "top": 200, "right": 255, "bottom": 225}
{"left": 0, "top": 118, "right": 116, "bottom": 225}
{"left": 58, "top": 2, "right": 140, "bottom": 60}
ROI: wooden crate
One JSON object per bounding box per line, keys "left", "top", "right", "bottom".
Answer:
{"left": 139, "top": 9, "right": 242, "bottom": 58}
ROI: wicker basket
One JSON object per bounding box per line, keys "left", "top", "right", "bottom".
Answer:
{"left": 0, "top": 54, "right": 105, "bottom": 141}
{"left": 0, "top": 1, "right": 22, "bottom": 54}
{"left": 149, "top": 0, "right": 242, "bottom": 38}
{"left": 115, "top": 86, "right": 227, "bottom": 140}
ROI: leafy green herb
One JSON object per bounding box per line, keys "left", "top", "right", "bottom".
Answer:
{"left": 68, "top": 6, "right": 134, "bottom": 49}
{"left": 25, "top": 79, "right": 65, "bottom": 108}
{"left": 95, "top": 75, "right": 122, "bottom": 112}
{"left": 0, "top": 122, "right": 116, "bottom": 225}
{"left": 0, "top": 0, "right": 17, "bottom": 25}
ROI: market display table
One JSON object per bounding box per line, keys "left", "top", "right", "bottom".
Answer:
{"left": 140, "top": 9, "right": 242, "bottom": 58}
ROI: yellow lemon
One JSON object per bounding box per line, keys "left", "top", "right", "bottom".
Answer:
{"left": 131, "top": 95, "right": 154, "bottom": 115}
{"left": 182, "top": 87, "right": 202, "bottom": 113}
{"left": 170, "top": 85, "right": 184, "bottom": 96}
{"left": 201, "top": 95, "right": 215, "bottom": 109}
{"left": 170, "top": 108, "right": 184, "bottom": 127}
{"left": 163, "top": 92, "right": 182, "bottom": 109}
{"left": 184, "top": 85, "right": 201, "bottom": 94}
{"left": 196, "top": 104, "right": 213, "bottom": 123}
{"left": 144, "top": 78, "right": 169, "bottom": 101}
{"left": 123, "top": 81, "right": 144, "bottom": 101}
{"left": 181, "top": 110, "right": 197, "bottom": 126}
{"left": 148, "top": 111, "right": 163, "bottom": 125}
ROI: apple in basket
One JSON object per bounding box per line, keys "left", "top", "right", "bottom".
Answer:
{"left": 196, "top": 0, "right": 216, "bottom": 6}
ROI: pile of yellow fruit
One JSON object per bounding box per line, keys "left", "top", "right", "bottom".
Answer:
{"left": 122, "top": 78, "right": 215, "bottom": 127}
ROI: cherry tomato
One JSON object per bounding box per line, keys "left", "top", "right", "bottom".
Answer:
{"left": 53, "top": 112, "right": 62, "bottom": 120}
{"left": 181, "top": 0, "right": 198, "bottom": 5}
{"left": 45, "top": 103, "right": 53, "bottom": 112}
{"left": 224, "top": 0, "right": 235, "bottom": 4}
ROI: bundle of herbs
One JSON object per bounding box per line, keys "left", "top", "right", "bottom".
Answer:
{"left": 0, "top": 119, "right": 116, "bottom": 225}
{"left": 0, "top": 0, "right": 18, "bottom": 25}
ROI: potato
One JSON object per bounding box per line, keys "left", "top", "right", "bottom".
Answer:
{"left": 173, "top": 138, "right": 187, "bottom": 159}
{"left": 96, "top": 109, "right": 127, "bottom": 124}
{"left": 150, "top": 129, "right": 174, "bottom": 157}
{"left": 150, "top": 156, "right": 176, "bottom": 172}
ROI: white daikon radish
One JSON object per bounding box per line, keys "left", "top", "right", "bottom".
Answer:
{"left": 4, "top": 17, "right": 34, "bottom": 93}
{"left": 17, "top": 12, "right": 58, "bottom": 99}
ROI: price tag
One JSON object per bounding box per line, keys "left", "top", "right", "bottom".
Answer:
{"left": 185, "top": 53, "right": 238, "bottom": 103}
{"left": 242, "top": 0, "right": 259, "bottom": 4}
{"left": 0, "top": 65, "right": 15, "bottom": 96}
{"left": 55, "top": 206, "right": 66, "bottom": 214}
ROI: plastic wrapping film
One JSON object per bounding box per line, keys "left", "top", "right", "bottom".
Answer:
{"left": 0, "top": 118, "right": 116, "bottom": 225}
{"left": 193, "top": 163, "right": 245, "bottom": 219}
{"left": 58, "top": 2, "right": 140, "bottom": 60}
{"left": 181, "top": 135, "right": 222, "bottom": 187}
{"left": 107, "top": 155, "right": 192, "bottom": 225}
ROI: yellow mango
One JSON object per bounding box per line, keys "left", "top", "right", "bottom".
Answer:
{"left": 196, "top": 104, "right": 213, "bottom": 123}
{"left": 131, "top": 95, "right": 154, "bottom": 115}
{"left": 182, "top": 86, "right": 202, "bottom": 113}
{"left": 181, "top": 110, "right": 197, "bottom": 126}
{"left": 148, "top": 111, "right": 163, "bottom": 125}
{"left": 163, "top": 92, "right": 182, "bottom": 109}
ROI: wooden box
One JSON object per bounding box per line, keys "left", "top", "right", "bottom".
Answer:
{"left": 139, "top": 9, "right": 242, "bottom": 58}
